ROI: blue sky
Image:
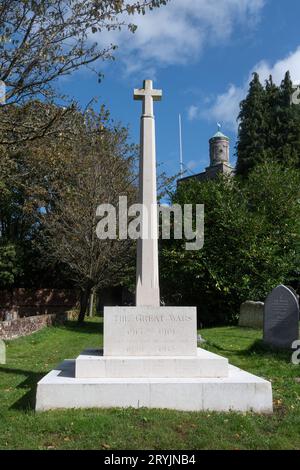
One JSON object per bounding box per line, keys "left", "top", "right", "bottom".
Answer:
{"left": 58, "top": 0, "right": 300, "bottom": 179}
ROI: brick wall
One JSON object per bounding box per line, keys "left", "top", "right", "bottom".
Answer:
{"left": 0, "top": 288, "right": 79, "bottom": 320}
{"left": 0, "top": 312, "right": 69, "bottom": 340}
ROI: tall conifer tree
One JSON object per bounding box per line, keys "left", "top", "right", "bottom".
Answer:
{"left": 276, "top": 71, "right": 300, "bottom": 167}
{"left": 236, "top": 71, "right": 300, "bottom": 176}
{"left": 265, "top": 75, "right": 280, "bottom": 154}
{"left": 236, "top": 73, "right": 267, "bottom": 176}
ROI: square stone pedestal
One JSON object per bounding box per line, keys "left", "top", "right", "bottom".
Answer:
{"left": 35, "top": 307, "right": 273, "bottom": 413}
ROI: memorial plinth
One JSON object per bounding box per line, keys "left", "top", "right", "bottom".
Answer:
{"left": 74, "top": 307, "right": 228, "bottom": 379}
{"left": 36, "top": 304, "right": 273, "bottom": 413}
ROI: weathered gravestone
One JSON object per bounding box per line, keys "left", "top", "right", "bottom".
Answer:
{"left": 239, "top": 301, "right": 264, "bottom": 329}
{"left": 264, "top": 285, "right": 299, "bottom": 348}
{"left": 0, "top": 339, "right": 6, "bottom": 364}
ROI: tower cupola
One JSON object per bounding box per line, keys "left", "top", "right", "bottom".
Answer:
{"left": 209, "top": 124, "right": 230, "bottom": 167}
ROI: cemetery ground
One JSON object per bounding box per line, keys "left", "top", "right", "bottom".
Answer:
{"left": 0, "top": 318, "right": 300, "bottom": 450}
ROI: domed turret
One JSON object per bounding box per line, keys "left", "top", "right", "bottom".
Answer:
{"left": 177, "top": 123, "right": 234, "bottom": 186}
{"left": 209, "top": 125, "right": 230, "bottom": 167}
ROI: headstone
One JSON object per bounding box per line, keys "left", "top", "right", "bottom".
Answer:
{"left": 264, "top": 285, "right": 299, "bottom": 348}
{"left": 0, "top": 339, "right": 6, "bottom": 364}
{"left": 286, "top": 286, "right": 300, "bottom": 303}
{"left": 239, "top": 301, "right": 264, "bottom": 329}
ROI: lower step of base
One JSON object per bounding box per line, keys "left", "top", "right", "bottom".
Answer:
{"left": 36, "top": 360, "right": 273, "bottom": 413}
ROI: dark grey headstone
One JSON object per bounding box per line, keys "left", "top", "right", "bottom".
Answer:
{"left": 286, "top": 286, "right": 300, "bottom": 303}
{"left": 264, "top": 285, "right": 299, "bottom": 348}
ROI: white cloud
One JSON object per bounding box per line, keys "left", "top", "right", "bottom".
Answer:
{"left": 187, "top": 105, "right": 199, "bottom": 121}
{"left": 202, "top": 84, "right": 245, "bottom": 131}
{"left": 255, "top": 47, "right": 300, "bottom": 85}
{"left": 94, "top": 0, "right": 265, "bottom": 74}
{"left": 199, "top": 46, "right": 300, "bottom": 132}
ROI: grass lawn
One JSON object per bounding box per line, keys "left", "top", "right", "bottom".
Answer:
{"left": 0, "top": 317, "right": 300, "bottom": 450}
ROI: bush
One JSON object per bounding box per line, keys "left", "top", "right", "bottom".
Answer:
{"left": 0, "top": 243, "right": 21, "bottom": 287}
{"left": 160, "top": 162, "right": 300, "bottom": 326}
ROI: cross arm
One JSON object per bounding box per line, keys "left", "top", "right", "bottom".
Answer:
{"left": 133, "top": 89, "right": 162, "bottom": 101}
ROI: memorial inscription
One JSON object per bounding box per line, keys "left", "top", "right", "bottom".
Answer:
{"left": 104, "top": 307, "right": 197, "bottom": 357}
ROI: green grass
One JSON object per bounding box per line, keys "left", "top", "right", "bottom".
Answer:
{"left": 0, "top": 318, "right": 300, "bottom": 450}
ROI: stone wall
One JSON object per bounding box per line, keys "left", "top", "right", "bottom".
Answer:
{"left": 0, "top": 288, "right": 79, "bottom": 320}
{"left": 238, "top": 301, "right": 264, "bottom": 329}
{"left": 0, "top": 312, "right": 69, "bottom": 340}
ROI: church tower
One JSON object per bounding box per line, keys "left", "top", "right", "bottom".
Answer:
{"left": 209, "top": 127, "right": 230, "bottom": 166}
{"left": 205, "top": 125, "right": 234, "bottom": 179}
{"left": 177, "top": 124, "right": 234, "bottom": 185}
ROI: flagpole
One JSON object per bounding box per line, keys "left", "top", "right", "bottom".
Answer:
{"left": 179, "top": 114, "right": 183, "bottom": 177}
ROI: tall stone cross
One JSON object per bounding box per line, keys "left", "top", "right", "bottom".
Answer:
{"left": 134, "top": 80, "right": 162, "bottom": 307}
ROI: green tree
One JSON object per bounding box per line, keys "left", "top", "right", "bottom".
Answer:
{"left": 264, "top": 75, "right": 280, "bottom": 152}
{"left": 0, "top": 0, "right": 168, "bottom": 143}
{"left": 236, "top": 73, "right": 268, "bottom": 177}
{"left": 0, "top": 102, "right": 86, "bottom": 287}
{"left": 160, "top": 162, "right": 300, "bottom": 326}
{"left": 0, "top": 243, "right": 21, "bottom": 287}
{"left": 41, "top": 109, "right": 138, "bottom": 323}
{"left": 236, "top": 71, "right": 300, "bottom": 177}
{"left": 275, "top": 72, "right": 300, "bottom": 167}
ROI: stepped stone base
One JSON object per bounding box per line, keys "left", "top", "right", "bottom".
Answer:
{"left": 35, "top": 306, "right": 273, "bottom": 413}
{"left": 75, "top": 348, "right": 229, "bottom": 378}
{"left": 36, "top": 358, "right": 273, "bottom": 413}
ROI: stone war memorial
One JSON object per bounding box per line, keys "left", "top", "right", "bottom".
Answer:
{"left": 264, "top": 285, "right": 299, "bottom": 349}
{"left": 35, "top": 81, "right": 273, "bottom": 413}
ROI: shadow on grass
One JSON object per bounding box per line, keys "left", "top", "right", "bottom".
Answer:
{"left": 56, "top": 319, "right": 103, "bottom": 335}
{"left": 206, "top": 338, "right": 292, "bottom": 362}
{"left": 0, "top": 366, "right": 44, "bottom": 411}
{"left": 241, "top": 339, "right": 292, "bottom": 360}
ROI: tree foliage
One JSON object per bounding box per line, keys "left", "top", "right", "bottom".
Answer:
{"left": 0, "top": 103, "right": 138, "bottom": 305}
{"left": 236, "top": 71, "right": 300, "bottom": 177}
{"left": 39, "top": 108, "right": 138, "bottom": 322}
{"left": 160, "top": 162, "right": 300, "bottom": 326}
{"left": 0, "top": 243, "right": 21, "bottom": 287}
{"left": 236, "top": 72, "right": 268, "bottom": 176}
{"left": 0, "top": 0, "right": 168, "bottom": 143}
